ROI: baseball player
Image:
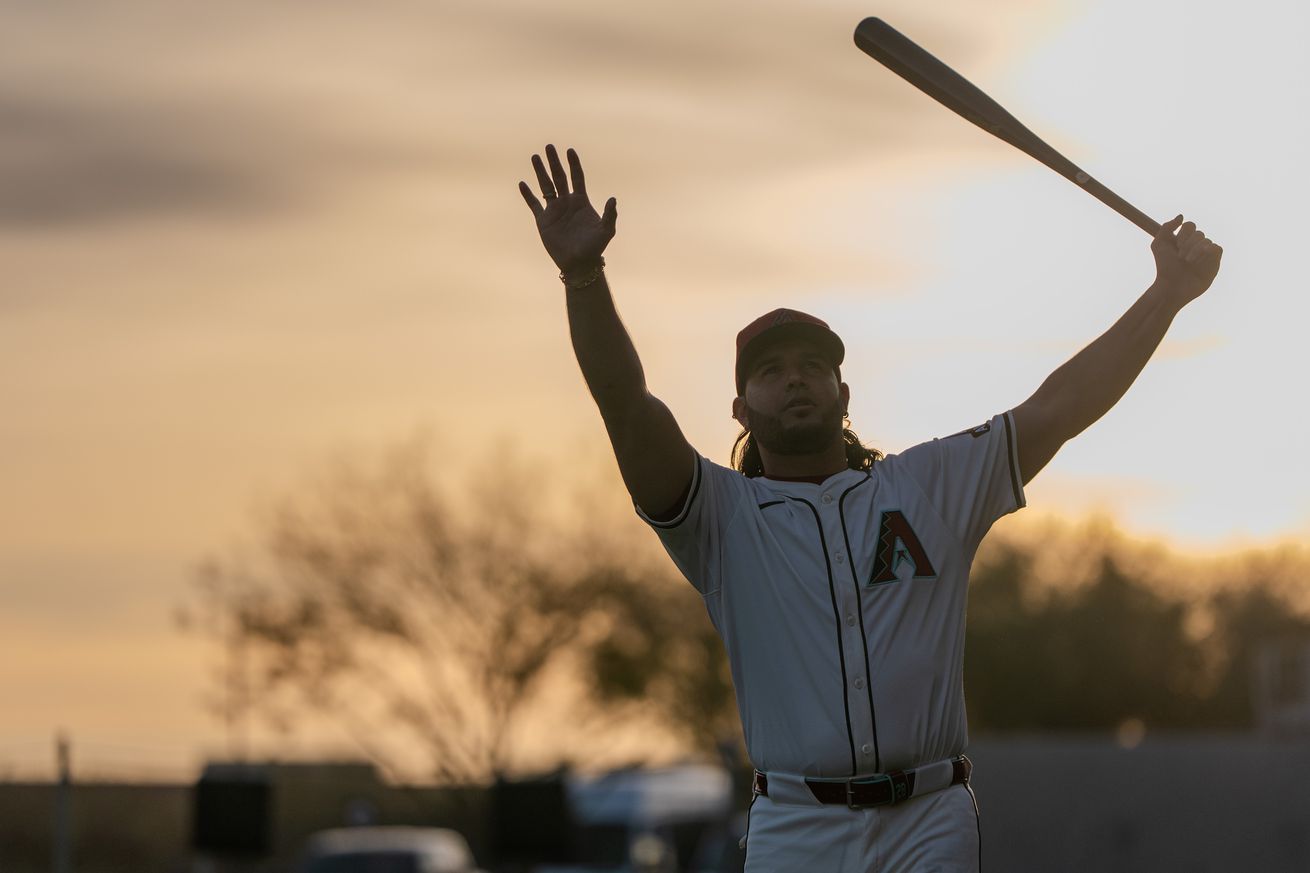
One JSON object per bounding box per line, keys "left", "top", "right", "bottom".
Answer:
{"left": 518, "top": 143, "right": 1221, "bottom": 872}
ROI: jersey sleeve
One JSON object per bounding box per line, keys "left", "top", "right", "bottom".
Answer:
{"left": 632, "top": 451, "right": 749, "bottom": 596}
{"left": 892, "top": 410, "right": 1026, "bottom": 553}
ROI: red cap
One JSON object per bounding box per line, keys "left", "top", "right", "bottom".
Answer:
{"left": 735, "top": 308, "right": 845, "bottom": 395}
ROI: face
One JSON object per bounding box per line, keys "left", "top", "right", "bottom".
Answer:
{"left": 732, "top": 338, "right": 849, "bottom": 456}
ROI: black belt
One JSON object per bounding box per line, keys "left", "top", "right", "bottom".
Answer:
{"left": 752, "top": 755, "right": 971, "bottom": 809}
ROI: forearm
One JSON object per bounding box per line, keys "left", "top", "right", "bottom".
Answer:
{"left": 1030, "top": 282, "right": 1185, "bottom": 437}
{"left": 564, "top": 271, "right": 649, "bottom": 414}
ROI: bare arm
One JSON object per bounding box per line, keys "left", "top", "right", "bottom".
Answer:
{"left": 519, "top": 144, "right": 694, "bottom": 518}
{"left": 1012, "top": 215, "right": 1223, "bottom": 485}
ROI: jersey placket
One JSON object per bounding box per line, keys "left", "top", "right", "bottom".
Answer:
{"left": 817, "top": 482, "right": 880, "bottom": 775}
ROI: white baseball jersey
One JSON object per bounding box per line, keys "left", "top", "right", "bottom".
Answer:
{"left": 635, "top": 410, "right": 1025, "bottom": 777}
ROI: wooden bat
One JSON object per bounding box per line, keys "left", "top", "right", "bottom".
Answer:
{"left": 854, "top": 17, "right": 1160, "bottom": 237}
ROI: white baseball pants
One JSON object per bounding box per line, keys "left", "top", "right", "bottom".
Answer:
{"left": 742, "top": 782, "right": 981, "bottom": 872}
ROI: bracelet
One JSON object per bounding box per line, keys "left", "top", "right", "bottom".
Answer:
{"left": 560, "top": 256, "right": 606, "bottom": 289}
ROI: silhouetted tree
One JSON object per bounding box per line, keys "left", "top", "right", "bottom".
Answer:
{"left": 582, "top": 569, "right": 740, "bottom": 754}
{"left": 180, "top": 439, "right": 736, "bottom": 783}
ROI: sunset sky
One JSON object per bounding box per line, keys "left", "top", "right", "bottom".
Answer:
{"left": 3, "top": 0, "right": 1307, "bottom": 781}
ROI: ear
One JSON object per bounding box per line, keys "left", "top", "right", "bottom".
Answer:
{"left": 731, "top": 396, "right": 749, "bottom": 430}
{"left": 839, "top": 382, "right": 850, "bottom": 414}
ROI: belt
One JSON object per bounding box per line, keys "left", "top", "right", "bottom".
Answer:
{"left": 752, "top": 755, "right": 971, "bottom": 809}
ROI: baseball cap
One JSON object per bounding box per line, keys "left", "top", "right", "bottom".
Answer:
{"left": 735, "top": 308, "right": 845, "bottom": 395}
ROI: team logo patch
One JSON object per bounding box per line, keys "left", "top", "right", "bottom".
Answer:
{"left": 869, "top": 510, "right": 937, "bottom": 585}
{"left": 950, "top": 421, "right": 991, "bottom": 439}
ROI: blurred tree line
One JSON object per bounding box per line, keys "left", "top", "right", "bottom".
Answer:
{"left": 964, "top": 539, "right": 1310, "bottom": 731}
{"left": 179, "top": 440, "right": 1310, "bottom": 783}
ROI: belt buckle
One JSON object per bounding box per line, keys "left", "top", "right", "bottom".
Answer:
{"left": 845, "top": 774, "right": 891, "bottom": 809}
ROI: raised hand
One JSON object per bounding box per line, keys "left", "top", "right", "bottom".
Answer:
{"left": 518, "top": 144, "right": 618, "bottom": 274}
{"left": 1151, "top": 215, "right": 1223, "bottom": 307}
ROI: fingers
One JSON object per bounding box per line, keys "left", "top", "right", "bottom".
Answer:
{"left": 1182, "top": 232, "right": 1220, "bottom": 263}
{"left": 518, "top": 180, "right": 543, "bottom": 218}
{"left": 567, "top": 147, "right": 588, "bottom": 199}
{"left": 1158, "top": 214, "right": 1184, "bottom": 236}
{"left": 531, "top": 153, "right": 556, "bottom": 201}
{"left": 527, "top": 144, "right": 585, "bottom": 203}
{"left": 545, "top": 143, "right": 570, "bottom": 198}
{"left": 1152, "top": 214, "right": 1183, "bottom": 252}
{"left": 1176, "top": 220, "right": 1199, "bottom": 248}
{"left": 1157, "top": 213, "right": 1222, "bottom": 264}
{"left": 522, "top": 144, "right": 606, "bottom": 224}
{"left": 602, "top": 196, "right": 618, "bottom": 235}
{"left": 1153, "top": 214, "right": 1218, "bottom": 254}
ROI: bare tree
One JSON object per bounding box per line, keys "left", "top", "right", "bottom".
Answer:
{"left": 179, "top": 437, "right": 733, "bottom": 783}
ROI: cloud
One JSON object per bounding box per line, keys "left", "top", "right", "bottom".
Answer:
{"left": 0, "top": 93, "right": 295, "bottom": 227}
{"left": 0, "top": 0, "right": 1051, "bottom": 233}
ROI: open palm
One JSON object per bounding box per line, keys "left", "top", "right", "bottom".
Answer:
{"left": 519, "top": 144, "right": 617, "bottom": 273}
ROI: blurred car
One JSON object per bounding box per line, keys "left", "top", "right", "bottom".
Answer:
{"left": 527, "top": 764, "right": 735, "bottom": 873}
{"left": 294, "top": 826, "right": 487, "bottom": 873}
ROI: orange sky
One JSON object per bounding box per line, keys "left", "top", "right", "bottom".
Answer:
{"left": 3, "top": 0, "right": 1307, "bottom": 781}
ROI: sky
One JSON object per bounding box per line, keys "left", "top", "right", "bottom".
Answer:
{"left": 2, "top": 0, "right": 1307, "bottom": 781}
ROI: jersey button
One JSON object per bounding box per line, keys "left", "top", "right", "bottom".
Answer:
{"left": 822, "top": 494, "right": 833, "bottom": 504}
{"left": 861, "top": 744, "right": 874, "bottom": 756}
{"left": 854, "top": 677, "right": 865, "bottom": 690}
{"left": 835, "top": 552, "right": 845, "bottom": 564}
{"left": 845, "top": 613, "right": 856, "bottom": 627}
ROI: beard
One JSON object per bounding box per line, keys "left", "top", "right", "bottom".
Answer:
{"left": 744, "top": 397, "right": 845, "bottom": 456}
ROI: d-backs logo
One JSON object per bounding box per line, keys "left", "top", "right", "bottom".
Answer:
{"left": 949, "top": 421, "right": 991, "bottom": 439}
{"left": 868, "top": 510, "right": 936, "bottom": 586}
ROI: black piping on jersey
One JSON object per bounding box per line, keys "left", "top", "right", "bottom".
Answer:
{"left": 644, "top": 453, "right": 703, "bottom": 529}
{"left": 837, "top": 473, "right": 883, "bottom": 773}
{"left": 791, "top": 496, "right": 859, "bottom": 776}
{"left": 757, "top": 499, "right": 785, "bottom": 510}
{"left": 1001, "top": 411, "right": 1023, "bottom": 509}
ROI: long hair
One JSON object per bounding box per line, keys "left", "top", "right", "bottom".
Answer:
{"left": 731, "top": 418, "right": 884, "bottom": 478}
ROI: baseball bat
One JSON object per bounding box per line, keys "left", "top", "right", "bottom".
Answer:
{"left": 853, "top": 17, "right": 1161, "bottom": 237}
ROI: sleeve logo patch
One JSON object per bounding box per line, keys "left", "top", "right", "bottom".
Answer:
{"left": 950, "top": 421, "right": 992, "bottom": 439}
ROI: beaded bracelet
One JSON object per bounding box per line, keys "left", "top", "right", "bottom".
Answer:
{"left": 560, "top": 256, "right": 606, "bottom": 290}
